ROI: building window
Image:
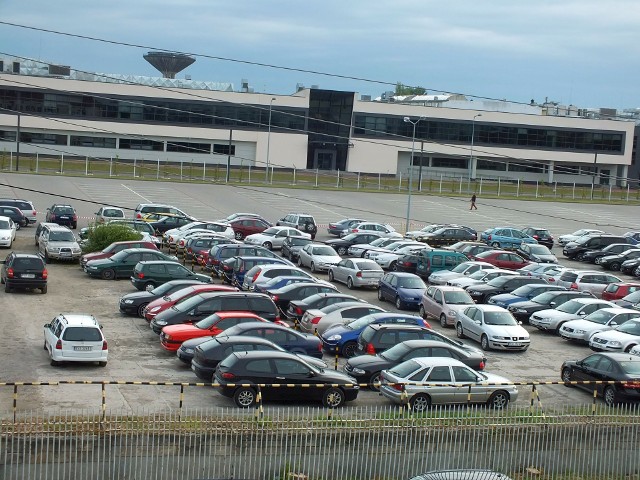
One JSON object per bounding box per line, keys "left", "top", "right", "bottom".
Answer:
{"left": 0, "top": 130, "right": 16, "bottom": 142}
{"left": 19, "top": 132, "right": 67, "bottom": 145}
{"left": 555, "top": 164, "right": 580, "bottom": 175}
{"left": 119, "top": 139, "right": 163, "bottom": 151}
{"left": 508, "top": 162, "right": 544, "bottom": 173}
{"left": 477, "top": 159, "right": 507, "bottom": 171}
{"left": 70, "top": 136, "right": 117, "bottom": 148}
{"left": 431, "top": 157, "right": 467, "bottom": 169}
{"left": 213, "top": 144, "right": 236, "bottom": 155}
{"left": 166, "top": 142, "right": 211, "bottom": 154}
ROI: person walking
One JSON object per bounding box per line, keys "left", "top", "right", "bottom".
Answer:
{"left": 470, "top": 194, "right": 477, "bottom": 210}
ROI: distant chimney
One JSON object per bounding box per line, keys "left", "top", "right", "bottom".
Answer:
{"left": 241, "top": 79, "right": 249, "bottom": 92}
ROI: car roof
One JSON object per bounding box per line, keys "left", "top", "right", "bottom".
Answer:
{"left": 230, "top": 321, "right": 290, "bottom": 332}
{"left": 594, "top": 352, "right": 640, "bottom": 362}
{"left": 137, "top": 260, "right": 181, "bottom": 265}
{"left": 432, "top": 285, "right": 468, "bottom": 291}
{"left": 58, "top": 314, "right": 98, "bottom": 326}
{"left": 230, "top": 350, "right": 297, "bottom": 361}
{"left": 573, "top": 298, "right": 612, "bottom": 304}
{"left": 387, "top": 272, "right": 421, "bottom": 278}
{"left": 48, "top": 225, "right": 73, "bottom": 231}
{"left": 211, "top": 311, "right": 263, "bottom": 319}
{"left": 409, "top": 357, "right": 468, "bottom": 368}
{"left": 9, "top": 252, "right": 43, "bottom": 259}
{"left": 595, "top": 307, "right": 640, "bottom": 315}
{"left": 215, "top": 335, "right": 277, "bottom": 346}
{"left": 472, "top": 304, "right": 513, "bottom": 312}
{"left": 367, "top": 323, "right": 427, "bottom": 331}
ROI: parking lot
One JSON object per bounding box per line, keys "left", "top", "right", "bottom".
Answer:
{"left": 1, "top": 172, "right": 639, "bottom": 413}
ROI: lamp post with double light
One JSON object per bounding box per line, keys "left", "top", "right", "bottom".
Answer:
{"left": 469, "top": 113, "right": 482, "bottom": 179}
{"left": 265, "top": 97, "right": 276, "bottom": 182}
{"left": 403, "top": 115, "right": 426, "bottom": 234}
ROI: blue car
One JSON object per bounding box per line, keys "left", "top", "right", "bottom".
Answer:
{"left": 377, "top": 272, "right": 427, "bottom": 310}
{"left": 320, "top": 312, "right": 430, "bottom": 358}
{"left": 488, "top": 284, "right": 565, "bottom": 308}
{"left": 481, "top": 227, "right": 538, "bottom": 250}
{"left": 221, "top": 322, "right": 324, "bottom": 358}
{"left": 253, "top": 275, "right": 321, "bottom": 294}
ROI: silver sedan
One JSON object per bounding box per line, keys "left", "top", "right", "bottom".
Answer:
{"left": 297, "top": 243, "right": 342, "bottom": 273}
{"left": 455, "top": 304, "right": 530, "bottom": 351}
{"left": 328, "top": 258, "right": 384, "bottom": 289}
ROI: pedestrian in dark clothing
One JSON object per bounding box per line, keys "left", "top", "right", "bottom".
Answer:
{"left": 470, "top": 194, "right": 477, "bottom": 210}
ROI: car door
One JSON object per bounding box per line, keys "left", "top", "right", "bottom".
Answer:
{"left": 459, "top": 306, "right": 477, "bottom": 336}
{"left": 431, "top": 288, "right": 444, "bottom": 317}
{"left": 44, "top": 316, "right": 61, "bottom": 349}
{"left": 272, "top": 357, "right": 318, "bottom": 401}
{"left": 165, "top": 263, "right": 192, "bottom": 280}
{"left": 452, "top": 365, "right": 489, "bottom": 403}
{"left": 423, "top": 365, "right": 456, "bottom": 404}
{"left": 386, "top": 274, "right": 398, "bottom": 301}
{"left": 571, "top": 354, "right": 606, "bottom": 393}
{"left": 493, "top": 253, "right": 510, "bottom": 269}
{"left": 466, "top": 308, "right": 483, "bottom": 340}
{"left": 334, "top": 259, "right": 351, "bottom": 283}
{"left": 115, "top": 252, "right": 142, "bottom": 277}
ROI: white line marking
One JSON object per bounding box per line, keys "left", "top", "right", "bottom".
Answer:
{"left": 121, "top": 184, "right": 152, "bottom": 203}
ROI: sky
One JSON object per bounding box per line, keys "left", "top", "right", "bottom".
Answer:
{"left": 1, "top": 0, "right": 639, "bottom": 110}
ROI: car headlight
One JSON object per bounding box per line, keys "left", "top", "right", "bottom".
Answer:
{"left": 448, "top": 310, "right": 457, "bottom": 317}
{"left": 609, "top": 341, "right": 622, "bottom": 347}
{"left": 150, "top": 306, "right": 161, "bottom": 312}
{"left": 164, "top": 335, "right": 172, "bottom": 341}
{"left": 350, "top": 367, "right": 366, "bottom": 375}
{"left": 47, "top": 247, "right": 59, "bottom": 252}
{"left": 468, "top": 290, "right": 479, "bottom": 295}
{"left": 0, "top": 236, "right": 8, "bottom": 240}
{"left": 181, "top": 347, "right": 194, "bottom": 354}
{"left": 72, "top": 248, "right": 81, "bottom": 253}
{"left": 575, "top": 329, "right": 586, "bottom": 334}
{"left": 327, "top": 334, "right": 342, "bottom": 341}
{"left": 155, "top": 320, "right": 168, "bottom": 326}
{"left": 514, "top": 308, "right": 527, "bottom": 313}
{"left": 123, "top": 299, "right": 134, "bottom": 304}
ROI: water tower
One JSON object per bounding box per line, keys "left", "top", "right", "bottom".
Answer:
{"left": 143, "top": 51, "right": 195, "bottom": 79}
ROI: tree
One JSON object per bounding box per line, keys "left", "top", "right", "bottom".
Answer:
{"left": 395, "top": 82, "right": 427, "bottom": 96}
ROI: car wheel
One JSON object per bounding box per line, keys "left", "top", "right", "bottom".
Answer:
{"left": 624, "top": 344, "right": 636, "bottom": 353}
{"left": 328, "top": 270, "right": 335, "bottom": 281}
{"left": 310, "top": 262, "right": 316, "bottom": 273}
{"left": 419, "top": 304, "right": 426, "bottom": 318}
{"left": 44, "top": 251, "right": 50, "bottom": 263}
{"left": 456, "top": 323, "right": 465, "bottom": 339}
{"left": 101, "top": 268, "right": 116, "bottom": 280}
{"left": 604, "top": 386, "right": 617, "bottom": 407}
{"left": 491, "top": 242, "right": 500, "bottom": 248}
{"left": 72, "top": 223, "right": 77, "bottom": 229}
{"left": 410, "top": 393, "right": 431, "bottom": 412}
{"left": 305, "top": 222, "right": 317, "bottom": 234}
{"left": 377, "top": 289, "right": 385, "bottom": 301}
{"left": 487, "top": 390, "right": 510, "bottom": 409}
{"left": 50, "top": 358, "right": 60, "bottom": 367}
{"left": 234, "top": 231, "right": 244, "bottom": 240}
{"left": 341, "top": 341, "right": 358, "bottom": 358}
{"left": 15, "top": 222, "right": 20, "bottom": 231}
{"left": 561, "top": 367, "right": 574, "bottom": 387}
{"left": 555, "top": 322, "right": 566, "bottom": 335}
{"left": 4, "top": 283, "right": 11, "bottom": 293}
{"left": 439, "top": 313, "right": 448, "bottom": 328}
{"left": 369, "top": 372, "right": 381, "bottom": 391}
{"left": 137, "top": 303, "right": 149, "bottom": 318}
{"left": 395, "top": 296, "right": 404, "bottom": 310}
{"left": 336, "top": 246, "right": 347, "bottom": 256}
{"left": 263, "top": 241, "right": 272, "bottom": 250}
{"left": 144, "top": 282, "right": 156, "bottom": 292}
{"left": 322, "top": 387, "right": 345, "bottom": 408}
{"left": 576, "top": 252, "right": 586, "bottom": 261}
{"left": 347, "top": 277, "right": 355, "bottom": 289}
{"left": 609, "top": 262, "right": 621, "bottom": 271}
{"left": 390, "top": 261, "right": 398, "bottom": 271}
{"left": 233, "top": 386, "right": 257, "bottom": 408}
{"left": 0, "top": 276, "right": 4, "bottom": 284}
{"left": 297, "top": 257, "right": 303, "bottom": 267}
{"left": 481, "top": 334, "right": 491, "bottom": 351}
{"left": 41, "top": 285, "right": 47, "bottom": 294}
{"left": 98, "top": 361, "right": 107, "bottom": 367}
{"left": 43, "top": 341, "right": 48, "bottom": 351}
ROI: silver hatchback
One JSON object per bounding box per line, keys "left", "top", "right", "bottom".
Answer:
{"left": 328, "top": 258, "right": 384, "bottom": 289}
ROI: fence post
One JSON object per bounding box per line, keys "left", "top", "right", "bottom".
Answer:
{"left": 627, "top": 184, "right": 630, "bottom": 202}
{"left": 133, "top": 158, "right": 137, "bottom": 178}
{"left": 315, "top": 168, "right": 319, "bottom": 187}
{"left": 439, "top": 174, "right": 443, "bottom": 194}
{"left": 36, "top": 153, "right": 39, "bottom": 173}
{"left": 357, "top": 172, "right": 360, "bottom": 190}
{"left": 9, "top": 152, "right": 12, "bottom": 171}
{"left": 336, "top": 169, "right": 340, "bottom": 188}
{"left": 60, "top": 154, "right": 64, "bottom": 173}
{"left": 180, "top": 161, "right": 183, "bottom": 181}
{"left": 156, "top": 159, "right": 160, "bottom": 180}
{"left": 85, "top": 156, "right": 88, "bottom": 176}
{"left": 535, "top": 180, "right": 539, "bottom": 198}
{"left": 479, "top": 177, "right": 483, "bottom": 195}
{"left": 293, "top": 167, "right": 296, "bottom": 185}
{"left": 572, "top": 182, "right": 576, "bottom": 199}
{"left": 248, "top": 165, "right": 251, "bottom": 183}
{"left": 109, "top": 157, "right": 113, "bottom": 177}
{"left": 554, "top": 181, "right": 558, "bottom": 198}
{"left": 203, "top": 161, "right": 206, "bottom": 181}
{"left": 378, "top": 172, "right": 381, "bottom": 190}
{"left": 270, "top": 166, "right": 274, "bottom": 184}
{"left": 497, "top": 177, "right": 501, "bottom": 196}
{"left": 517, "top": 178, "right": 520, "bottom": 197}
{"left": 398, "top": 172, "right": 402, "bottom": 192}
{"left": 609, "top": 184, "right": 612, "bottom": 201}
{"left": 459, "top": 176, "right": 463, "bottom": 194}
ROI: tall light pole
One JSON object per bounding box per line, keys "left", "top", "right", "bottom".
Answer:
{"left": 469, "top": 113, "right": 482, "bottom": 179}
{"left": 403, "top": 115, "right": 426, "bottom": 234}
{"left": 265, "top": 97, "right": 276, "bottom": 182}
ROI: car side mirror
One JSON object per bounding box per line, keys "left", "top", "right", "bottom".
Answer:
{"left": 549, "top": 302, "right": 556, "bottom": 307}
{"left": 307, "top": 371, "right": 316, "bottom": 378}
{"left": 44, "top": 323, "right": 50, "bottom": 328}
{"left": 518, "top": 321, "right": 523, "bottom": 325}
{"left": 578, "top": 311, "right": 587, "bottom": 316}
{"left": 610, "top": 321, "right": 617, "bottom": 326}
{"left": 475, "top": 320, "right": 482, "bottom": 325}
{"left": 576, "top": 360, "right": 583, "bottom": 366}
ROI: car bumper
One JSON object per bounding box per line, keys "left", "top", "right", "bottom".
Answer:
{"left": 379, "top": 385, "right": 405, "bottom": 405}
{"left": 559, "top": 330, "right": 590, "bottom": 343}
{"left": 589, "top": 343, "right": 623, "bottom": 352}
{"left": 51, "top": 351, "right": 108, "bottom": 363}
{"left": 488, "top": 340, "right": 530, "bottom": 351}
{"left": 5, "top": 278, "right": 46, "bottom": 290}
{"left": 47, "top": 252, "right": 81, "bottom": 260}
{"left": 191, "top": 360, "right": 215, "bottom": 381}
{"left": 118, "top": 301, "right": 140, "bottom": 315}
{"left": 528, "top": 318, "right": 555, "bottom": 330}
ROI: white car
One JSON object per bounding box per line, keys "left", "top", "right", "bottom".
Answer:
{"left": 454, "top": 304, "right": 530, "bottom": 351}
{"left": 95, "top": 206, "right": 125, "bottom": 224}
{"left": 404, "top": 224, "right": 446, "bottom": 240}
{"left": 167, "top": 222, "right": 235, "bottom": 245}
{"left": 43, "top": 314, "right": 108, "bottom": 367}
{"left": 297, "top": 243, "right": 342, "bottom": 272}
{"left": 373, "top": 244, "right": 430, "bottom": 270}
{"left": 559, "top": 307, "right": 640, "bottom": 343}
{"left": 0, "top": 215, "right": 17, "bottom": 247}
{"left": 558, "top": 229, "right": 605, "bottom": 246}
{"left": 517, "top": 263, "right": 565, "bottom": 279}
{"left": 299, "top": 302, "right": 386, "bottom": 334}
{"left": 529, "top": 298, "right": 616, "bottom": 333}
{"left": 244, "top": 226, "right": 310, "bottom": 250}
{"left": 348, "top": 237, "right": 399, "bottom": 257}
{"left": 343, "top": 222, "right": 402, "bottom": 239}
{"left": 428, "top": 261, "right": 496, "bottom": 285}
{"left": 364, "top": 240, "right": 424, "bottom": 262}
{"left": 447, "top": 269, "right": 515, "bottom": 288}
{"left": 589, "top": 319, "right": 640, "bottom": 352}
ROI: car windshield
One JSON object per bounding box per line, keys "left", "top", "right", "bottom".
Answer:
{"left": 195, "top": 314, "right": 221, "bottom": 329}
{"left": 261, "top": 228, "right": 279, "bottom": 236}
{"left": 49, "top": 231, "right": 76, "bottom": 242}
{"left": 398, "top": 277, "right": 426, "bottom": 289}
{"left": 528, "top": 245, "right": 551, "bottom": 254}
{"left": 468, "top": 270, "right": 488, "bottom": 280}
{"left": 451, "top": 263, "right": 471, "bottom": 273}
{"left": 484, "top": 311, "right": 517, "bottom": 326}
{"left": 369, "top": 238, "right": 389, "bottom": 247}
{"left": 0, "top": 220, "right": 10, "bottom": 229}
{"left": 615, "top": 321, "right": 640, "bottom": 335}
{"left": 487, "top": 276, "right": 511, "bottom": 287}
{"left": 585, "top": 311, "right": 615, "bottom": 325}
{"left": 531, "top": 291, "right": 560, "bottom": 305}
{"left": 380, "top": 343, "right": 412, "bottom": 361}
{"left": 110, "top": 250, "right": 135, "bottom": 261}
{"left": 174, "top": 294, "right": 207, "bottom": 312}
{"left": 152, "top": 282, "right": 184, "bottom": 296}
{"left": 622, "top": 291, "right": 640, "bottom": 303}
{"left": 557, "top": 300, "right": 586, "bottom": 314}
{"left": 312, "top": 246, "right": 337, "bottom": 256}
{"left": 341, "top": 234, "right": 359, "bottom": 241}
{"left": 619, "top": 361, "right": 640, "bottom": 375}
{"left": 444, "top": 291, "right": 474, "bottom": 304}
{"left": 572, "top": 229, "right": 589, "bottom": 236}
{"left": 103, "top": 209, "right": 123, "bottom": 217}
{"left": 511, "top": 285, "right": 536, "bottom": 296}
{"left": 291, "top": 238, "right": 312, "bottom": 246}
{"left": 346, "top": 315, "right": 379, "bottom": 330}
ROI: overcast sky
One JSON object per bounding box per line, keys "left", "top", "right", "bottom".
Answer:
{"left": 1, "top": 0, "right": 639, "bottom": 110}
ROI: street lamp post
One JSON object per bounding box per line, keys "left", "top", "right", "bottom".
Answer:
{"left": 265, "top": 97, "right": 276, "bottom": 182}
{"left": 403, "top": 116, "right": 426, "bottom": 234}
{"left": 469, "top": 113, "right": 482, "bottom": 180}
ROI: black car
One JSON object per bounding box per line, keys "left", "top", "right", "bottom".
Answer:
{"left": 598, "top": 249, "right": 640, "bottom": 271}
{"left": 214, "top": 350, "right": 358, "bottom": 407}
{"left": 190, "top": 335, "right": 327, "bottom": 381}
{"left": 0, "top": 205, "right": 27, "bottom": 229}
{"left": 286, "top": 293, "right": 362, "bottom": 321}
{"left": 45, "top": 204, "right": 78, "bottom": 229}
{"left": 219, "top": 322, "right": 323, "bottom": 358}
{"left": 147, "top": 214, "right": 196, "bottom": 234}
{"left": 266, "top": 282, "right": 339, "bottom": 313}
{"left": 118, "top": 279, "right": 208, "bottom": 317}
{"left": 415, "top": 227, "right": 477, "bottom": 246}
{"left": 508, "top": 290, "right": 595, "bottom": 322}
{"left": 324, "top": 233, "right": 384, "bottom": 256}
{"left": 326, "top": 218, "right": 367, "bottom": 237}
{"left": 521, "top": 227, "right": 554, "bottom": 249}
{"left": 1, "top": 252, "right": 47, "bottom": 294}
{"left": 150, "top": 291, "right": 279, "bottom": 334}
{"left": 356, "top": 324, "right": 441, "bottom": 355}
{"left": 563, "top": 234, "right": 631, "bottom": 260}
{"left": 561, "top": 353, "right": 640, "bottom": 406}
{"left": 345, "top": 339, "right": 487, "bottom": 389}
{"left": 621, "top": 258, "right": 640, "bottom": 275}
{"left": 515, "top": 243, "right": 558, "bottom": 264}
{"left": 281, "top": 235, "right": 313, "bottom": 261}
{"left": 395, "top": 251, "right": 424, "bottom": 274}
{"left": 466, "top": 276, "right": 547, "bottom": 304}
{"left": 582, "top": 243, "right": 637, "bottom": 264}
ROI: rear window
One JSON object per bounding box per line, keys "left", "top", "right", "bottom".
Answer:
{"left": 560, "top": 272, "right": 578, "bottom": 283}
{"left": 249, "top": 297, "right": 277, "bottom": 314}
{"left": 13, "top": 257, "right": 44, "bottom": 269}
{"left": 388, "top": 360, "right": 422, "bottom": 378}
{"left": 291, "top": 238, "right": 312, "bottom": 246}
{"left": 299, "top": 216, "right": 314, "bottom": 224}
{"left": 360, "top": 326, "right": 377, "bottom": 343}
{"left": 54, "top": 207, "right": 75, "bottom": 215}
{"left": 62, "top": 327, "right": 102, "bottom": 342}
{"left": 605, "top": 284, "right": 620, "bottom": 293}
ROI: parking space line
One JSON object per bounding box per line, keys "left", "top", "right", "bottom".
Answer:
{"left": 121, "top": 184, "right": 152, "bottom": 203}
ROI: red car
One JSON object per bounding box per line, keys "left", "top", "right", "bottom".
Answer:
{"left": 228, "top": 217, "right": 272, "bottom": 241}
{"left": 473, "top": 249, "right": 530, "bottom": 270}
{"left": 602, "top": 282, "right": 640, "bottom": 301}
{"left": 160, "top": 311, "right": 272, "bottom": 351}
{"left": 79, "top": 240, "right": 158, "bottom": 268}
{"left": 144, "top": 284, "right": 237, "bottom": 321}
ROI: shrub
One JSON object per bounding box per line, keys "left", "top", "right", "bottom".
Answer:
{"left": 82, "top": 223, "right": 143, "bottom": 253}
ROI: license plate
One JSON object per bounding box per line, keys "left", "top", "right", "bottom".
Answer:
{"left": 61, "top": 252, "right": 71, "bottom": 256}
{"left": 507, "top": 342, "right": 521, "bottom": 347}
{"left": 60, "top": 216, "right": 69, "bottom": 219}
{"left": 21, "top": 273, "right": 35, "bottom": 278}
{"left": 74, "top": 346, "right": 92, "bottom": 351}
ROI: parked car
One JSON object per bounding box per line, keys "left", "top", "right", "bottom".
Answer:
{"left": 508, "top": 290, "right": 596, "bottom": 323}
{"left": 455, "top": 304, "right": 530, "bottom": 351}
{"left": 276, "top": 213, "right": 318, "bottom": 239}
{"left": 447, "top": 269, "right": 517, "bottom": 289}
{"left": 84, "top": 248, "right": 177, "bottom": 280}
{"left": 622, "top": 258, "right": 640, "bottom": 275}
{"left": 324, "top": 232, "right": 384, "bottom": 256}
{"left": 214, "top": 350, "right": 358, "bottom": 408}
{"left": 228, "top": 216, "right": 272, "bottom": 240}
{"left": 558, "top": 228, "right": 605, "bottom": 246}
{"left": 286, "top": 293, "right": 362, "bottom": 322}
{"left": 328, "top": 258, "right": 384, "bottom": 289}
{"left": 556, "top": 270, "right": 622, "bottom": 298}
{"left": 38, "top": 225, "right": 82, "bottom": 262}
{"left": 242, "top": 264, "right": 313, "bottom": 291}
{"left": 598, "top": 249, "right": 640, "bottom": 271}
{"left": 466, "top": 276, "right": 546, "bottom": 304}
{"left": 460, "top": 243, "right": 494, "bottom": 258}
{"left": 146, "top": 214, "right": 197, "bottom": 234}
{"left": 516, "top": 243, "right": 558, "bottom": 263}
{"left": 364, "top": 240, "right": 424, "bottom": 263}
{"left": 348, "top": 237, "right": 400, "bottom": 258}
{"left": 297, "top": 243, "right": 342, "bottom": 272}
{"left": 377, "top": 272, "right": 427, "bottom": 310}
{"left": 405, "top": 224, "right": 446, "bottom": 240}
{"left": 613, "top": 289, "right": 640, "bottom": 308}
{"left": 589, "top": 319, "right": 640, "bottom": 352}
{"left": 414, "top": 226, "right": 477, "bottom": 246}
{"left": 345, "top": 339, "right": 487, "bottom": 390}
{"left": 143, "top": 284, "right": 239, "bottom": 321}
{"left": 45, "top": 204, "right": 78, "bottom": 229}
{"left": 267, "top": 282, "right": 339, "bottom": 313}
{"left": 372, "top": 245, "right": 431, "bottom": 271}
{"left": 43, "top": 314, "right": 107, "bottom": 366}
{"left": 253, "top": 275, "right": 327, "bottom": 294}
{"left": 529, "top": 298, "right": 616, "bottom": 333}
{"left": 357, "top": 324, "right": 446, "bottom": 355}
{"left": 327, "top": 218, "right": 367, "bottom": 236}
{"left": 521, "top": 227, "right": 554, "bottom": 249}
{"left": 320, "top": 312, "right": 431, "bottom": 357}
{"left": 34, "top": 222, "right": 58, "bottom": 246}
{"left": 80, "top": 240, "right": 159, "bottom": 269}
{"left": 604, "top": 283, "right": 640, "bottom": 302}
{"left": 0, "top": 206, "right": 26, "bottom": 229}
{"left": 379, "top": 358, "right": 518, "bottom": 411}
{"left": 345, "top": 222, "right": 401, "bottom": 239}
{"left": 582, "top": 243, "right": 637, "bottom": 264}
{"left": 188, "top": 236, "right": 237, "bottom": 262}
{"left": 559, "top": 308, "right": 640, "bottom": 343}
{"left": 94, "top": 206, "right": 125, "bottom": 224}
{"left": 118, "top": 279, "right": 209, "bottom": 317}
{"left": 420, "top": 286, "right": 475, "bottom": 327}
{"left": 244, "top": 226, "right": 311, "bottom": 250}
{"left": 206, "top": 244, "right": 280, "bottom": 276}
{"left": 561, "top": 353, "right": 640, "bottom": 406}
{"left": 281, "top": 235, "right": 313, "bottom": 261}
{"left": 228, "top": 256, "right": 291, "bottom": 287}
{"left": 517, "top": 263, "right": 564, "bottom": 279}
{"left": 446, "top": 241, "right": 487, "bottom": 253}
{"left": 130, "top": 261, "right": 212, "bottom": 291}
{"left": 165, "top": 221, "right": 234, "bottom": 246}
{"left": 473, "top": 250, "right": 529, "bottom": 270}
{"left": 563, "top": 234, "right": 631, "bottom": 260}
{"left": 0, "top": 198, "right": 37, "bottom": 225}
{"left": 0, "top": 216, "right": 17, "bottom": 247}
{"left": 134, "top": 203, "right": 190, "bottom": 220}
{"left": 299, "top": 302, "right": 386, "bottom": 335}
{"left": 427, "top": 261, "right": 496, "bottom": 286}
{"left": 1, "top": 252, "right": 47, "bottom": 294}
{"left": 415, "top": 249, "right": 469, "bottom": 279}
{"left": 488, "top": 284, "right": 566, "bottom": 308}
{"left": 480, "top": 227, "right": 537, "bottom": 249}
{"left": 190, "top": 335, "right": 327, "bottom": 380}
